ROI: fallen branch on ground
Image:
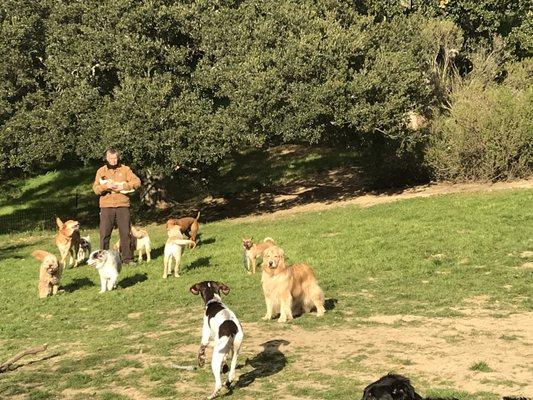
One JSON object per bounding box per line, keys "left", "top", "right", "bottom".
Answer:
{"left": 0, "top": 344, "right": 48, "bottom": 373}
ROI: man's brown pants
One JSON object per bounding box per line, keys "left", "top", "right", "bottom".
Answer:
{"left": 99, "top": 207, "right": 133, "bottom": 262}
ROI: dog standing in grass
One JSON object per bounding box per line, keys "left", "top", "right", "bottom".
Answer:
{"left": 166, "top": 211, "right": 200, "bottom": 248}
{"left": 55, "top": 217, "right": 81, "bottom": 270}
{"left": 87, "top": 250, "right": 122, "bottom": 293}
{"left": 114, "top": 226, "right": 151, "bottom": 262}
{"left": 32, "top": 250, "right": 61, "bottom": 298}
{"left": 242, "top": 237, "right": 275, "bottom": 274}
{"left": 163, "top": 226, "right": 196, "bottom": 278}
{"left": 190, "top": 281, "right": 243, "bottom": 399}
{"left": 76, "top": 235, "right": 92, "bottom": 264}
{"left": 261, "top": 245, "right": 325, "bottom": 322}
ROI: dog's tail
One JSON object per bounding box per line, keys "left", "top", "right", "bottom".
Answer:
{"left": 195, "top": 211, "right": 201, "bottom": 221}
{"left": 170, "top": 239, "right": 196, "bottom": 250}
{"left": 263, "top": 237, "right": 275, "bottom": 244}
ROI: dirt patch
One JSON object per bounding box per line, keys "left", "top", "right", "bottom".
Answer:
{"left": 240, "top": 311, "right": 533, "bottom": 397}
{"left": 229, "top": 178, "right": 533, "bottom": 222}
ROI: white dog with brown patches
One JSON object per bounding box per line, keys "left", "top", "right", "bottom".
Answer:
{"left": 87, "top": 250, "right": 122, "bottom": 293}
{"left": 190, "top": 281, "right": 244, "bottom": 399}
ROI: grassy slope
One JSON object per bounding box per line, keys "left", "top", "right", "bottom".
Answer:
{"left": 0, "top": 186, "right": 532, "bottom": 399}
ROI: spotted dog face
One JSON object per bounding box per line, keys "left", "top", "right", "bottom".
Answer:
{"left": 361, "top": 374, "right": 422, "bottom": 400}
{"left": 87, "top": 250, "right": 109, "bottom": 269}
{"left": 189, "top": 281, "right": 230, "bottom": 305}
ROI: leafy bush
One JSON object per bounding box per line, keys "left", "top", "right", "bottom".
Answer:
{"left": 426, "top": 59, "right": 533, "bottom": 181}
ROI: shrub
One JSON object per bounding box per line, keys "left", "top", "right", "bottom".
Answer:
{"left": 426, "top": 59, "right": 533, "bottom": 181}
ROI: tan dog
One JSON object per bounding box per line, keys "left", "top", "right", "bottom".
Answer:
{"left": 163, "top": 226, "right": 196, "bottom": 278}
{"left": 166, "top": 211, "right": 200, "bottom": 248}
{"left": 261, "top": 246, "right": 325, "bottom": 323}
{"left": 242, "top": 237, "right": 275, "bottom": 274}
{"left": 32, "top": 250, "right": 61, "bottom": 298}
{"left": 55, "top": 217, "right": 81, "bottom": 270}
{"left": 113, "top": 226, "right": 152, "bottom": 262}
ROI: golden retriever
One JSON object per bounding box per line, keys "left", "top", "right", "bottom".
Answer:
{"left": 32, "top": 250, "right": 61, "bottom": 298}
{"left": 55, "top": 217, "right": 81, "bottom": 270}
{"left": 261, "top": 245, "right": 325, "bottom": 322}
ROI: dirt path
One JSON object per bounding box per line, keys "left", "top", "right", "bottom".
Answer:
{"left": 242, "top": 310, "right": 533, "bottom": 398}
{"left": 227, "top": 178, "right": 533, "bottom": 222}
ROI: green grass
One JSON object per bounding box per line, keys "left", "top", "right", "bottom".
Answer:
{"left": 0, "top": 186, "right": 532, "bottom": 399}
{"left": 470, "top": 362, "right": 493, "bottom": 373}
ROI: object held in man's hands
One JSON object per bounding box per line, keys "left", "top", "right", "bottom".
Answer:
{"left": 99, "top": 178, "right": 135, "bottom": 194}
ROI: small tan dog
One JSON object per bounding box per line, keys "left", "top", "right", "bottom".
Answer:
{"left": 55, "top": 217, "right": 81, "bottom": 270}
{"left": 32, "top": 250, "right": 61, "bottom": 298}
{"left": 261, "top": 245, "right": 325, "bottom": 323}
{"left": 114, "top": 226, "right": 152, "bottom": 262}
{"left": 163, "top": 226, "right": 196, "bottom": 278}
{"left": 242, "top": 237, "right": 275, "bottom": 274}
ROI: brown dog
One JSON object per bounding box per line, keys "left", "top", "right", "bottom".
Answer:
{"left": 261, "top": 246, "right": 325, "bottom": 323}
{"left": 32, "top": 250, "right": 61, "bottom": 298}
{"left": 55, "top": 217, "right": 81, "bottom": 270}
{"left": 242, "top": 237, "right": 275, "bottom": 274}
{"left": 166, "top": 211, "right": 200, "bottom": 248}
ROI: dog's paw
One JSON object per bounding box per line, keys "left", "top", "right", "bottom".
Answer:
{"left": 261, "top": 315, "right": 272, "bottom": 321}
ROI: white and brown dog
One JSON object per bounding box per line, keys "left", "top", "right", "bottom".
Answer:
{"left": 87, "top": 250, "right": 122, "bottom": 293}
{"left": 163, "top": 226, "right": 195, "bottom": 278}
{"left": 190, "top": 281, "right": 244, "bottom": 400}
{"left": 242, "top": 236, "right": 275, "bottom": 274}
{"left": 76, "top": 235, "right": 92, "bottom": 264}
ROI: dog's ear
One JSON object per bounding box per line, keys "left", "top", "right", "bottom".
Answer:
{"left": 189, "top": 283, "right": 201, "bottom": 295}
{"left": 56, "top": 217, "right": 64, "bottom": 229}
{"left": 32, "top": 250, "right": 52, "bottom": 262}
{"left": 216, "top": 282, "right": 230, "bottom": 295}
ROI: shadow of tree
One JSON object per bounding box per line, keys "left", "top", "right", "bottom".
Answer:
{"left": 235, "top": 339, "right": 289, "bottom": 388}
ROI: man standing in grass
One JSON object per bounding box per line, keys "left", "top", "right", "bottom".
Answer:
{"left": 92, "top": 148, "right": 141, "bottom": 264}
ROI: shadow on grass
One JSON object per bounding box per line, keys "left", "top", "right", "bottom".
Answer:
{"left": 234, "top": 339, "right": 289, "bottom": 389}
{"left": 119, "top": 273, "right": 148, "bottom": 289}
{"left": 63, "top": 277, "right": 95, "bottom": 293}
{"left": 199, "top": 237, "right": 215, "bottom": 246}
{"left": 187, "top": 257, "right": 211, "bottom": 271}
{"left": 151, "top": 245, "right": 165, "bottom": 260}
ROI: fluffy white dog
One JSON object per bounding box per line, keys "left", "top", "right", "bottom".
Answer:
{"left": 87, "top": 250, "right": 122, "bottom": 293}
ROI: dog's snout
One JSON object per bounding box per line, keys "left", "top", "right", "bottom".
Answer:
{"left": 268, "top": 260, "right": 274, "bottom": 267}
